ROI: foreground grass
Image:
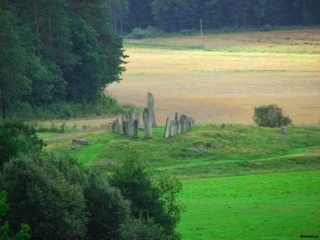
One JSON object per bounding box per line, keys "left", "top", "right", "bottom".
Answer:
{"left": 178, "top": 170, "right": 320, "bottom": 240}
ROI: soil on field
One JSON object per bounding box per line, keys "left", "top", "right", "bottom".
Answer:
{"left": 107, "top": 29, "right": 320, "bottom": 126}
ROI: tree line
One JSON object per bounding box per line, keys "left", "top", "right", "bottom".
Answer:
{"left": 0, "top": 121, "right": 183, "bottom": 239}
{"left": 0, "top": 0, "right": 126, "bottom": 119}
{"left": 110, "top": 0, "right": 320, "bottom": 33}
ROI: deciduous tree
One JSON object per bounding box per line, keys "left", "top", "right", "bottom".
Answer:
{"left": 253, "top": 104, "right": 292, "bottom": 127}
{"left": 110, "top": 157, "right": 183, "bottom": 239}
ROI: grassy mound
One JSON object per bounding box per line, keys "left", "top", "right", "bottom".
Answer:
{"left": 41, "top": 124, "right": 320, "bottom": 178}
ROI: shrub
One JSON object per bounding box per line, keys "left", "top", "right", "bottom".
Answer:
{"left": 127, "top": 27, "right": 162, "bottom": 39}
{"left": 253, "top": 104, "right": 292, "bottom": 127}
{"left": 0, "top": 121, "right": 45, "bottom": 167}
{"left": 110, "top": 158, "right": 183, "bottom": 239}
{"left": 120, "top": 218, "right": 165, "bottom": 240}
{"left": 260, "top": 24, "right": 273, "bottom": 32}
{"left": 180, "top": 28, "right": 197, "bottom": 36}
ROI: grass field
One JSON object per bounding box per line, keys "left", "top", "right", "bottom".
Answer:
{"left": 178, "top": 171, "right": 320, "bottom": 240}
{"left": 37, "top": 29, "right": 320, "bottom": 239}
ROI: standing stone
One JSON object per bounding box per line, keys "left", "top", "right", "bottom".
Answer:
{"left": 186, "top": 116, "right": 192, "bottom": 130}
{"left": 175, "top": 112, "right": 180, "bottom": 135}
{"left": 127, "top": 111, "right": 134, "bottom": 138}
{"left": 143, "top": 107, "right": 153, "bottom": 139}
{"left": 147, "top": 92, "right": 157, "bottom": 127}
{"left": 115, "top": 119, "right": 121, "bottom": 133}
{"left": 123, "top": 120, "right": 128, "bottom": 136}
{"left": 133, "top": 108, "right": 140, "bottom": 126}
{"left": 279, "top": 126, "right": 288, "bottom": 135}
{"left": 164, "top": 117, "right": 171, "bottom": 138}
{"left": 110, "top": 121, "right": 115, "bottom": 132}
{"left": 180, "top": 115, "right": 187, "bottom": 133}
{"left": 170, "top": 120, "right": 176, "bottom": 137}
{"left": 121, "top": 116, "right": 125, "bottom": 134}
{"left": 133, "top": 119, "right": 139, "bottom": 139}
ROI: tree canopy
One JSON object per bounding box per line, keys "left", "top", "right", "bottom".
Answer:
{"left": 0, "top": 1, "right": 126, "bottom": 119}
{"left": 0, "top": 191, "right": 31, "bottom": 240}
{"left": 0, "top": 121, "right": 45, "bottom": 168}
{"left": 110, "top": 158, "right": 183, "bottom": 239}
{"left": 0, "top": 126, "right": 184, "bottom": 239}
{"left": 114, "top": 0, "right": 320, "bottom": 33}
{"left": 0, "top": 153, "right": 133, "bottom": 240}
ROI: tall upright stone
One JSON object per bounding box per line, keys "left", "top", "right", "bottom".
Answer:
{"left": 143, "top": 107, "right": 153, "bottom": 139}
{"left": 127, "top": 111, "right": 134, "bottom": 138}
{"left": 175, "top": 112, "right": 180, "bottom": 135}
{"left": 147, "top": 92, "right": 157, "bottom": 127}
{"left": 133, "top": 108, "right": 140, "bottom": 126}
{"left": 133, "top": 119, "right": 139, "bottom": 139}
{"left": 180, "top": 114, "right": 187, "bottom": 133}
{"left": 115, "top": 119, "right": 121, "bottom": 133}
{"left": 164, "top": 117, "right": 171, "bottom": 138}
{"left": 170, "top": 120, "right": 176, "bottom": 137}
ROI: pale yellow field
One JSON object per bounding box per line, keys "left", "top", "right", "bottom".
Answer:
{"left": 107, "top": 29, "right": 320, "bottom": 126}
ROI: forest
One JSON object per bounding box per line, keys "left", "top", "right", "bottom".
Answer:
{"left": 111, "top": 0, "right": 320, "bottom": 33}
{"left": 0, "top": 0, "right": 126, "bottom": 120}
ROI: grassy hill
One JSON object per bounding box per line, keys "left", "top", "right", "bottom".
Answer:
{"left": 40, "top": 124, "right": 320, "bottom": 178}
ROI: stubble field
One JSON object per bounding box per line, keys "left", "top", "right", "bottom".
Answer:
{"left": 107, "top": 29, "right": 320, "bottom": 126}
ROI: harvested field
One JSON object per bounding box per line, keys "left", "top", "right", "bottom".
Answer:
{"left": 107, "top": 29, "right": 320, "bottom": 126}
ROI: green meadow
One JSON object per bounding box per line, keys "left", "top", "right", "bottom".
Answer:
{"left": 179, "top": 171, "right": 320, "bottom": 240}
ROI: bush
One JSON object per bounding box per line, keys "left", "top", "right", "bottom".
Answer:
{"left": 120, "top": 219, "right": 165, "bottom": 240}
{"left": 110, "top": 158, "right": 183, "bottom": 239}
{"left": 180, "top": 28, "right": 197, "bottom": 36}
{"left": 10, "top": 102, "right": 33, "bottom": 120}
{"left": 1, "top": 154, "right": 131, "bottom": 240}
{"left": 253, "top": 104, "right": 292, "bottom": 127}
{"left": 0, "top": 191, "right": 31, "bottom": 240}
{"left": 0, "top": 121, "right": 45, "bottom": 167}
{"left": 260, "top": 24, "right": 273, "bottom": 32}
{"left": 12, "top": 95, "right": 127, "bottom": 120}
{"left": 127, "top": 27, "right": 162, "bottom": 39}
